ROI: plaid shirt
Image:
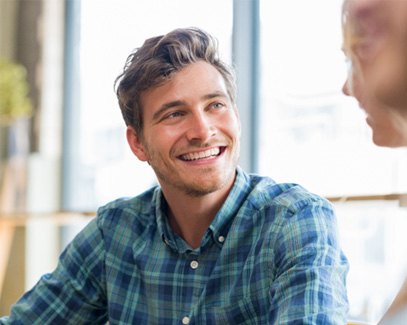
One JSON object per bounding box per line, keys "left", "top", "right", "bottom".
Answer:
{"left": 1, "top": 167, "right": 348, "bottom": 324}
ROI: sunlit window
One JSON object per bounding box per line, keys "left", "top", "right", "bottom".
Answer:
{"left": 259, "top": 0, "right": 407, "bottom": 197}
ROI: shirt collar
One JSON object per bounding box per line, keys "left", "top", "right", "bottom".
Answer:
{"left": 154, "top": 189, "right": 180, "bottom": 252}
{"left": 209, "top": 166, "right": 251, "bottom": 248}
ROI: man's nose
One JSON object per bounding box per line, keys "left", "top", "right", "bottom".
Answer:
{"left": 186, "top": 112, "right": 216, "bottom": 143}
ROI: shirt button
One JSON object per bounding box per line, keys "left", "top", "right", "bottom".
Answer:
{"left": 182, "top": 316, "right": 190, "bottom": 324}
{"left": 190, "top": 260, "right": 199, "bottom": 269}
{"left": 218, "top": 235, "right": 225, "bottom": 243}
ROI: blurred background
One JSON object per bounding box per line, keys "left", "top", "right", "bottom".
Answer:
{"left": 0, "top": 0, "right": 406, "bottom": 322}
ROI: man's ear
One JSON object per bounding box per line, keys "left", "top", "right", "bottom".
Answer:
{"left": 126, "top": 126, "right": 149, "bottom": 162}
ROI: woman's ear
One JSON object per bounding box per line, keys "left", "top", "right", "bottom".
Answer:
{"left": 126, "top": 126, "right": 149, "bottom": 162}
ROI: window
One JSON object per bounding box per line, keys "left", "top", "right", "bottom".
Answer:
{"left": 259, "top": 0, "right": 407, "bottom": 197}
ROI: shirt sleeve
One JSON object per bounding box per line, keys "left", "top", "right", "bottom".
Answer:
{"left": 0, "top": 217, "right": 108, "bottom": 325}
{"left": 268, "top": 197, "right": 349, "bottom": 324}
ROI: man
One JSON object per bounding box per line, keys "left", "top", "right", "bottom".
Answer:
{"left": 341, "top": 0, "right": 407, "bottom": 323}
{"left": 1, "top": 27, "right": 348, "bottom": 324}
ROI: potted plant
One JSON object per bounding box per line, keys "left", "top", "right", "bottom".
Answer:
{"left": 0, "top": 58, "right": 32, "bottom": 156}
{"left": 0, "top": 58, "right": 32, "bottom": 212}
{"left": 0, "top": 58, "right": 32, "bottom": 125}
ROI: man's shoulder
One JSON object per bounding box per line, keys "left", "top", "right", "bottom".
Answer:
{"left": 96, "top": 186, "right": 158, "bottom": 228}
{"left": 247, "top": 174, "right": 331, "bottom": 213}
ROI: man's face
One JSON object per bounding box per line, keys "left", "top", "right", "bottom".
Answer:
{"left": 128, "top": 61, "right": 241, "bottom": 197}
{"left": 342, "top": 0, "right": 407, "bottom": 147}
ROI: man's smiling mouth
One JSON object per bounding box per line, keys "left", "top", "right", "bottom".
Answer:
{"left": 179, "top": 147, "right": 224, "bottom": 161}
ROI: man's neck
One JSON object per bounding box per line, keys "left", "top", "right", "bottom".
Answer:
{"left": 162, "top": 185, "right": 232, "bottom": 249}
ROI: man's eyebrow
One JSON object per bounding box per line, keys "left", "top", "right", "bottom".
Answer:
{"left": 202, "top": 91, "right": 228, "bottom": 101}
{"left": 152, "top": 100, "right": 186, "bottom": 121}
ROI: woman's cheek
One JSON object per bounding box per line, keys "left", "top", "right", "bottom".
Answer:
{"left": 370, "top": 44, "right": 407, "bottom": 108}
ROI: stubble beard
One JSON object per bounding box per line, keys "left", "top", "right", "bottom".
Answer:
{"left": 155, "top": 164, "right": 236, "bottom": 198}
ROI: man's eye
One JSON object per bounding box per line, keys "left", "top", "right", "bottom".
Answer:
{"left": 211, "top": 102, "right": 225, "bottom": 110}
{"left": 165, "top": 111, "right": 184, "bottom": 119}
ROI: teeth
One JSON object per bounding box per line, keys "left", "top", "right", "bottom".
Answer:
{"left": 181, "top": 147, "right": 220, "bottom": 161}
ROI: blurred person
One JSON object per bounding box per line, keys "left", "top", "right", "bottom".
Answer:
{"left": 342, "top": 0, "right": 407, "bottom": 147}
{"left": 342, "top": 0, "right": 407, "bottom": 323}
{"left": 0, "top": 27, "right": 348, "bottom": 324}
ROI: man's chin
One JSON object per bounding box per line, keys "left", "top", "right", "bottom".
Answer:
{"left": 183, "top": 186, "right": 220, "bottom": 197}
{"left": 181, "top": 178, "right": 224, "bottom": 197}
{"left": 181, "top": 172, "right": 235, "bottom": 197}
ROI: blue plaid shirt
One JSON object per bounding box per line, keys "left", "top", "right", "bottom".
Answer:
{"left": 1, "top": 167, "right": 348, "bottom": 324}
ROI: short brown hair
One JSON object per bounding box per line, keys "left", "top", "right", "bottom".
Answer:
{"left": 114, "top": 27, "right": 236, "bottom": 135}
